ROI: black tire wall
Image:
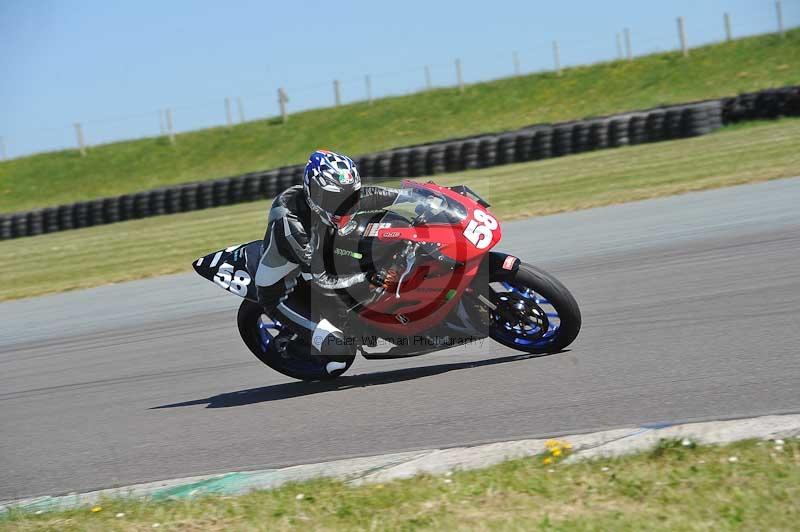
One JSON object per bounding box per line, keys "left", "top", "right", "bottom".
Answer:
{"left": 5, "top": 86, "right": 798, "bottom": 241}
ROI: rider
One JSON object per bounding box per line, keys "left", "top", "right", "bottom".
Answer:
{"left": 255, "top": 149, "right": 399, "bottom": 373}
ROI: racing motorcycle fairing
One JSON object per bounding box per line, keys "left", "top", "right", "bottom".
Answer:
{"left": 351, "top": 180, "right": 502, "bottom": 337}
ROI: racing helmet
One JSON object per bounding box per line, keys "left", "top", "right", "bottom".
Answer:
{"left": 303, "top": 150, "right": 362, "bottom": 227}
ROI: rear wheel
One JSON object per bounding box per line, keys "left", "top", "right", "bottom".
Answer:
{"left": 237, "top": 300, "right": 354, "bottom": 381}
{"left": 489, "top": 263, "right": 581, "bottom": 354}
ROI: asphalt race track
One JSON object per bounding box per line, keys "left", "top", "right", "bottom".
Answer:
{"left": 2, "top": 178, "right": 799, "bottom": 501}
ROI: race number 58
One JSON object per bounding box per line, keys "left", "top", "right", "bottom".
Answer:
{"left": 463, "top": 210, "right": 497, "bottom": 249}
{"left": 213, "top": 262, "right": 251, "bottom": 296}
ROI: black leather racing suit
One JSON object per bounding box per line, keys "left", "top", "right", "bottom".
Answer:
{"left": 255, "top": 185, "right": 399, "bottom": 357}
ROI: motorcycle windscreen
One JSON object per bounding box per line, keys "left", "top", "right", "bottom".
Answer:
{"left": 193, "top": 240, "right": 261, "bottom": 301}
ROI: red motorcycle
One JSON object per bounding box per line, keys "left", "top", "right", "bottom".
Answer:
{"left": 194, "top": 180, "right": 581, "bottom": 381}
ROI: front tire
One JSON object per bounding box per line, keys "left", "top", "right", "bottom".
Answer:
{"left": 489, "top": 262, "right": 581, "bottom": 354}
{"left": 237, "top": 300, "right": 354, "bottom": 381}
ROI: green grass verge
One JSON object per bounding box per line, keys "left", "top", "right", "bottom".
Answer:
{"left": 1, "top": 118, "right": 798, "bottom": 302}
{"left": 1, "top": 30, "right": 799, "bottom": 213}
{"left": 3, "top": 438, "right": 798, "bottom": 530}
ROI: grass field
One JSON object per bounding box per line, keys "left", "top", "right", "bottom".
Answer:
{"left": 1, "top": 30, "right": 798, "bottom": 213}
{"left": 1, "top": 118, "right": 797, "bottom": 302}
{"left": 3, "top": 438, "right": 797, "bottom": 531}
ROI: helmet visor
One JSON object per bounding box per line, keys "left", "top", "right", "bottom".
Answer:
{"left": 319, "top": 189, "right": 360, "bottom": 219}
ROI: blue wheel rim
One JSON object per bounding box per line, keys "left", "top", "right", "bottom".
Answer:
{"left": 257, "top": 317, "right": 329, "bottom": 375}
{"left": 492, "top": 281, "right": 561, "bottom": 348}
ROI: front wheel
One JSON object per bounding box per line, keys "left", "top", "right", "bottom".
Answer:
{"left": 489, "top": 262, "right": 581, "bottom": 354}
{"left": 237, "top": 300, "right": 354, "bottom": 381}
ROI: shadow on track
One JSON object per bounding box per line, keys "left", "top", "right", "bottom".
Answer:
{"left": 152, "top": 352, "right": 562, "bottom": 409}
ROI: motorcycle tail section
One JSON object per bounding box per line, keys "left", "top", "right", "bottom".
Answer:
{"left": 193, "top": 240, "right": 261, "bottom": 301}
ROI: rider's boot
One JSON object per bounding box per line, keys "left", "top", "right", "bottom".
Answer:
{"left": 311, "top": 318, "right": 352, "bottom": 374}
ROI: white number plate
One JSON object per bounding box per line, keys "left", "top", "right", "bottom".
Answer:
{"left": 463, "top": 209, "right": 497, "bottom": 249}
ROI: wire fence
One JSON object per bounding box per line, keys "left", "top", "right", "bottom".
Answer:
{"left": 1, "top": 3, "right": 795, "bottom": 161}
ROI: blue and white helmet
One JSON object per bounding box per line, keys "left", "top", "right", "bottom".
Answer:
{"left": 303, "top": 149, "right": 362, "bottom": 226}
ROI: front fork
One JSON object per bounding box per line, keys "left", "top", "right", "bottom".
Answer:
{"left": 460, "top": 251, "right": 523, "bottom": 329}
{"left": 482, "top": 251, "right": 521, "bottom": 282}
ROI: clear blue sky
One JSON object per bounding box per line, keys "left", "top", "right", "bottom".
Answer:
{"left": 1, "top": 0, "right": 796, "bottom": 158}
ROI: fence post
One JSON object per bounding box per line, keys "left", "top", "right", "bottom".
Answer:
{"left": 776, "top": 1, "right": 785, "bottom": 37}
{"left": 237, "top": 97, "right": 245, "bottom": 123}
{"left": 74, "top": 123, "right": 87, "bottom": 156}
{"left": 455, "top": 59, "right": 464, "bottom": 93}
{"left": 616, "top": 33, "right": 623, "bottom": 59}
{"left": 225, "top": 97, "right": 233, "bottom": 128}
{"left": 677, "top": 17, "right": 689, "bottom": 57}
{"left": 624, "top": 28, "right": 632, "bottom": 60}
{"left": 724, "top": 13, "right": 732, "bottom": 41}
{"left": 425, "top": 65, "right": 432, "bottom": 90}
{"left": 552, "top": 41, "right": 562, "bottom": 76}
{"left": 333, "top": 79, "right": 341, "bottom": 107}
{"left": 165, "top": 109, "right": 175, "bottom": 144}
{"left": 512, "top": 51, "right": 520, "bottom": 76}
{"left": 0, "top": 136, "right": 6, "bottom": 160}
{"left": 365, "top": 75, "right": 372, "bottom": 104}
{"left": 278, "top": 88, "right": 288, "bottom": 123}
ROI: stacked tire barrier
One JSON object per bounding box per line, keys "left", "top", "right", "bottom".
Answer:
{"left": 2, "top": 86, "right": 797, "bottom": 241}
{"left": 722, "top": 86, "right": 800, "bottom": 123}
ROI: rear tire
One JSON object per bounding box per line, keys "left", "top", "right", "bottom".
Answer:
{"left": 489, "top": 262, "right": 581, "bottom": 354}
{"left": 237, "top": 300, "right": 354, "bottom": 381}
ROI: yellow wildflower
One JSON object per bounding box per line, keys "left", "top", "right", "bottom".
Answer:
{"left": 551, "top": 448, "right": 562, "bottom": 457}
{"left": 91, "top": 507, "right": 102, "bottom": 513}
{"left": 543, "top": 456, "right": 553, "bottom": 465}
